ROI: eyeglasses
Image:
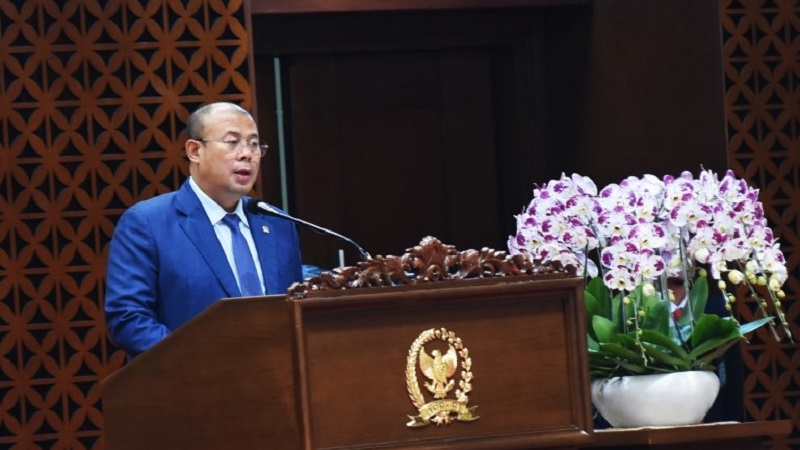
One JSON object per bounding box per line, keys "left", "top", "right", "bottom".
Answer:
{"left": 198, "top": 138, "right": 269, "bottom": 157}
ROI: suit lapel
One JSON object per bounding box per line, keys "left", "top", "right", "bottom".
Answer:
{"left": 175, "top": 181, "right": 241, "bottom": 298}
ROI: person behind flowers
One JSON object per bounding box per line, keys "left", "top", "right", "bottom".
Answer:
{"left": 104, "top": 102, "right": 303, "bottom": 358}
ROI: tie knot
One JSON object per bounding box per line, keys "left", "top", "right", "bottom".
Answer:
{"left": 222, "top": 214, "right": 241, "bottom": 229}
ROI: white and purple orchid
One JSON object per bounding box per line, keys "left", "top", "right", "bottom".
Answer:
{"left": 509, "top": 170, "right": 788, "bottom": 298}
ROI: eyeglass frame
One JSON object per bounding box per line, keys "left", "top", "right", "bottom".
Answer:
{"left": 196, "top": 138, "right": 269, "bottom": 157}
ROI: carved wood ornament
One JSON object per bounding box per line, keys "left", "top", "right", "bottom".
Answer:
{"left": 288, "top": 236, "right": 574, "bottom": 297}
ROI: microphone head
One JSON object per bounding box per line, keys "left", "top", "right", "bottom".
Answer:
{"left": 246, "top": 198, "right": 282, "bottom": 216}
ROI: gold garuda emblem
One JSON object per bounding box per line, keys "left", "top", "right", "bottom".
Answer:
{"left": 406, "top": 327, "right": 479, "bottom": 427}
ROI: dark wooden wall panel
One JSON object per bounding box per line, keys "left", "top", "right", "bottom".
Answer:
{"left": 573, "top": 0, "right": 728, "bottom": 186}
{"left": 287, "top": 50, "right": 498, "bottom": 268}
{"left": 721, "top": 1, "right": 800, "bottom": 449}
{"left": 0, "top": 1, "right": 253, "bottom": 448}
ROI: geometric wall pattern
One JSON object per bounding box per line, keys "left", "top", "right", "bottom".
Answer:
{"left": 0, "top": 0, "right": 252, "bottom": 448}
{"left": 721, "top": 0, "right": 800, "bottom": 449}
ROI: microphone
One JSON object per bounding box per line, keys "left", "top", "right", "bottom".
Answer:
{"left": 246, "top": 199, "right": 372, "bottom": 262}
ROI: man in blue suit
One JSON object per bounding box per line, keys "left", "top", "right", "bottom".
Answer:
{"left": 104, "top": 102, "right": 303, "bottom": 357}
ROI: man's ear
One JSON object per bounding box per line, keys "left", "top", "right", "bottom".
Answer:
{"left": 186, "top": 139, "right": 201, "bottom": 162}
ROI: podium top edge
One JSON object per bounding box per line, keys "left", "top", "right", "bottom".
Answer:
{"left": 290, "top": 273, "right": 584, "bottom": 300}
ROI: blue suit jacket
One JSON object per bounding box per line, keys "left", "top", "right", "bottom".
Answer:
{"left": 104, "top": 180, "right": 303, "bottom": 357}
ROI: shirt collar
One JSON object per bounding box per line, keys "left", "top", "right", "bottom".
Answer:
{"left": 188, "top": 177, "right": 250, "bottom": 228}
{"left": 670, "top": 295, "right": 688, "bottom": 312}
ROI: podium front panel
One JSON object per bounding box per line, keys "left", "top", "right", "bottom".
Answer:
{"left": 292, "top": 277, "right": 592, "bottom": 449}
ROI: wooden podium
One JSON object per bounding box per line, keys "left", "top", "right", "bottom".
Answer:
{"left": 103, "top": 239, "right": 593, "bottom": 449}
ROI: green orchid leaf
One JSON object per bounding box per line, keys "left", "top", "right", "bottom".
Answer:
{"left": 691, "top": 314, "right": 739, "bottom": 349}
{"left": 689, "top": 317, "right": 741, "bottom": 358}
{"left": 689, "top": 336, "right": 739, "bottom": 360}
{"left": 588, "top": 351, "right": 616, "bottom": 362}
{"left": 615, "top": 333, "right": 639, "bottom": 348}
{"left": 611, "top": 293, "right": 623, "bottom": 329}
{"left": 584, "top": 289, "right": 600, "bottom": 316}
{"left": 584, "top": 289, "right": 601, "bottom": 340}
{"left": 739, "top": 316, "right": 774, "bottom": 334}
{"left": 588, "top": 354, "right": 623, "bottom": 371}
{"left": 590, "top": 354, "right": 649, "bottom": 376}
{"left": 640, "top": 295, "right": 670, "bottom": 335}
{"left": 588, "top": 344, "right": 622, "bottom": 358}
{"left": 586, "top": 276, "right": 606, "bottom": 299}
{"left": 614, "top": 359, "right": 649, "bottom": 374}
{"left": 640, "top": 329, "right": 688, "bottom": 359}
{"left": 692, "top": 339, "right": 741, "bottom": 367}
{"left": 689, "top": 273, "right": 709, "bottom": 319}
{"left": 587, "top": 334, "right": 600, "bottom": 351}
{"left": 586, "top": 276, "right": 610, "bottom": 316}
{"left": 640, "top": 342, "right": 691, "bottom": 369}
{"left": 599, "top": 342, "right": 645, "bottom": 363}
{"left": 616, "top": 333, "right": 687, "bottom": 371}
{"left": 592, "top": 315, "right": 618, "bottom": 344}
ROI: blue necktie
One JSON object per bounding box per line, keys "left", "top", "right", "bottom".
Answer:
{"left": 222, "top": 214, "right": 263, "bottom": 296}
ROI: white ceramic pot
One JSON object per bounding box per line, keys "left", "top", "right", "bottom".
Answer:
{"left": 591, "top": 371, "right": 720, "bottom": 428}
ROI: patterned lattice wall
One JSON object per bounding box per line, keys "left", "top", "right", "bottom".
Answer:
{"left": 0, "top": 1, "right": 252, "bottom": 448}
{"left": 722, "top": 0, "right": 800, "bottom": 448}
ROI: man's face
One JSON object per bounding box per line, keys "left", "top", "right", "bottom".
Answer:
{"left": 187, "top": 110, "right": 261, "bottom": 211}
